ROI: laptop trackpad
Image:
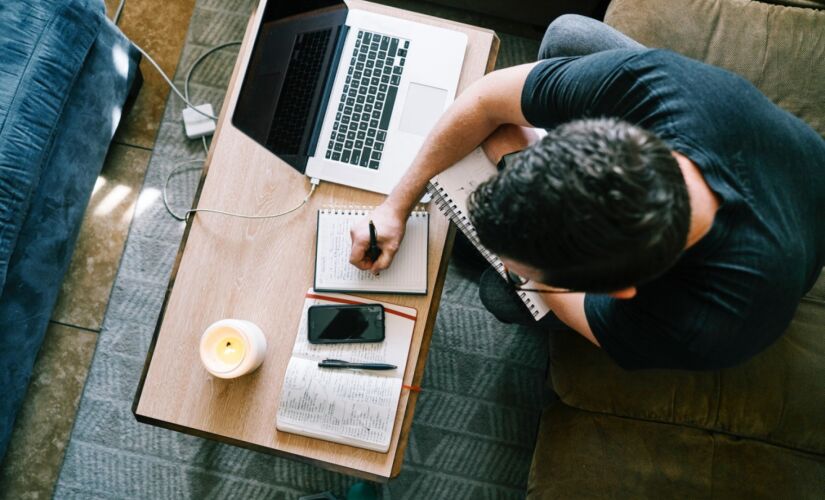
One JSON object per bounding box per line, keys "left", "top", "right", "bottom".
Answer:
{"left": 398, "top": 83, "right": 448, "bottom": 136}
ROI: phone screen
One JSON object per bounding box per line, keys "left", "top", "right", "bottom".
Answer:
{"left": 307, "top": 304, "right": 385, "bottom": 344}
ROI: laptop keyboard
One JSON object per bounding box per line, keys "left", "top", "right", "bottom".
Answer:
{"left": 267, "top": 29, "right": 332, "bottom": 153}
{"left": 325, "top": 30, "right": 410, "bottom": 169}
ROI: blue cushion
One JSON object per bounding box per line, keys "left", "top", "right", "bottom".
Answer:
{"left": 0, "top": 0, "right": 105, "bottom": 290}
{"left": 0, "top": 2, "right": 140, "bottom": 462}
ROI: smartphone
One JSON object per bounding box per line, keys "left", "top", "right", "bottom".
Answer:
{"left": 307, "top": 304, "right": 385, "bottom": 344}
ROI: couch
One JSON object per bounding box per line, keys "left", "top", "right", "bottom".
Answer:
{"left": 0, "top": 0, "right": 141, "bottom": 463}
{"left": 527, "top": 0, "right": 825, "bottom": 497}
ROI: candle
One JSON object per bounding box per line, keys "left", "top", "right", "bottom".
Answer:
{"left": 199, "top": 319, "right": 267, "bottom": 378}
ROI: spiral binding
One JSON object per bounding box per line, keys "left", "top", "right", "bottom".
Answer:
{"left": 427, "top": 181, "right": 540, "bottom": 317}
{"left": 319, "top": 205, "right": 429, "bottom": 218}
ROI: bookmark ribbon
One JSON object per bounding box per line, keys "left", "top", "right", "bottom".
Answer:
{"left": 305, "top": 292, "right": 417, "bottom": 321}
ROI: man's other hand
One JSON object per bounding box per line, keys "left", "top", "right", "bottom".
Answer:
{"left": 349, "top": 203, "right": 408, "bottom": 274}
{"left": 482, "top": 124, "right": 540, "bottom": 165}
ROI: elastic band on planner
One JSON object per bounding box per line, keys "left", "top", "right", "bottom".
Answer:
{"left": 402, "top": 385, "right": 421, "bottom": 392}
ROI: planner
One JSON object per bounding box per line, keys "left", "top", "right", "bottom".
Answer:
{"left": 275, "top": 290, "right": 417, "bottom": 453}
{"left": 314, "top": 207, "right": 429, "bottom": 294}
{"left": 427, "top": 148, "right": 552, "bottom": 320}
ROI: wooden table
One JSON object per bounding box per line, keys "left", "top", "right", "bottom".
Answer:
{"left": 133, "top": 0, "right": 498, "bottom": 482}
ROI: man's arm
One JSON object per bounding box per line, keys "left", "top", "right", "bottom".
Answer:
{"left": 481, "top": 124, "right": 541, "bottom": 165}
{"left": 381, "top": 63, "right": 539, "bottom": 220}
{"left": 541, "top": 293, "right": 600, "bottom": 347}
{"left": 347, "top": 61, "right": 601, "bottom": 348}
{"left": 349, "top": 62, "right": 538, "bottom": 272}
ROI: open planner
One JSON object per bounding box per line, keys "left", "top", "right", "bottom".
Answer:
{"left": 314, "top": 207, "right": 429, "bottom": 294}
{"left": 427, "top": 148, "right": 552, "bottom": 320}
{"left": 275, "top": 290, "right": 417, "bottom": 453}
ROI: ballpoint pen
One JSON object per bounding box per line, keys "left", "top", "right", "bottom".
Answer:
{"left": 367, "top": 220, "right": 381, "bottom": 262}
{"left": 318, "top": 359, "right": 397, "bottom": 370}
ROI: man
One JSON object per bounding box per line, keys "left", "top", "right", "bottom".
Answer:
{"left": 348, "top": 15, "right": 825, "bottom": 370}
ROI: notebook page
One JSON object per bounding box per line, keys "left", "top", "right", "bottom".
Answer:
{"left": 315, "top": 209, "right": 428, "bottom": 293}
{"left": 277, "top": 356, "right": 400, "bottom": 452}
{"left": 275, "top": 291, "right": 417, "bottom": 452}
{"left": 430, "top": 147, "right": 498, "bottom": 218}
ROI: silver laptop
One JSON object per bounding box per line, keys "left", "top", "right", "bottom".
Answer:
{"left": 233, "top": 0, "right": 467, "bottom": 194}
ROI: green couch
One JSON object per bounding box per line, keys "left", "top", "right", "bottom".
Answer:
{"left": 527, "top": 0, "right": 825, "bottom": 497}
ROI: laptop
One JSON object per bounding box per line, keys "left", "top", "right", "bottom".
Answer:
{"left": 233, "top": 0, "right": 467, "bottom": 194}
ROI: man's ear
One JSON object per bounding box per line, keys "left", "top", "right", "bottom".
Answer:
{"left": 608, "top": 287, "right": 637, "bottom": 299}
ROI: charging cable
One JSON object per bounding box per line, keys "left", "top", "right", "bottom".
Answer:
{"left": 183, "top": 41, "right": 242, "bottom": 154}
{"left": 120, "top": 5, "right": 320, "bottom": 222}
{"left": 113, "top": 0, "right": 126, "bottom": 25}
{"left": 162, "top": 163, "right": 320, "bottom": 222}
{"left": 131, "top": 43, "right": 219, "bottom": 121}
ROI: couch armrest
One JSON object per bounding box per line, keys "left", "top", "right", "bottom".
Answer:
{"left": 0, "top": 0, "right": 104, "bottom": 290}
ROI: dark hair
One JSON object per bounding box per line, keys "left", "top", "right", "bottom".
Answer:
{"left": 468, "top": 118, "right": 690, "bottom": 292}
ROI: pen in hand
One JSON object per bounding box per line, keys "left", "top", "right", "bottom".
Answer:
{"left": 367, "top": 220, "right": 382, "bottom": 262}
{"left": 318, "top": 359, "right": 397, "bottom": 370}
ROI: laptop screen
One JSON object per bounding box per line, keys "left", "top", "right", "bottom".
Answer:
{"left": 233, "top": 0, "right": 347, "bottom": 173}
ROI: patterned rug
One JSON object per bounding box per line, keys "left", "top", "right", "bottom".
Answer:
{"left": 55, "top": 1, "right": 545, "bottom": 498}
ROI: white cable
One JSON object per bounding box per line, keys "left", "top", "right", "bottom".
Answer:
{"left": 183, "top": 41, "right": 242, "bottom": 154}
{"left": 125, "top": 17, "right": 316, "bottom": 222}
{"left": 113, "top": 0, "right": 126, "bottom": 24}
{"left": 162, "top": 159, "right": 320, "bottom": 222}
{"left": 131, "top": 42, "right": 220, "bottom": 121}
{"left": 113, "top": 0, "right": 216, "bottom": 120}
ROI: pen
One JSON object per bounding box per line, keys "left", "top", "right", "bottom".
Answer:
{"left": 318, "top": 359, "right": 397, "bottom": 370}
{"left": 367, "top": 220, "right": 381, "bottom": 262}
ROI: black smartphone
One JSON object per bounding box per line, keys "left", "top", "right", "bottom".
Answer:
{"left": 307, "top": 304, "right": 385, "bottom": 344}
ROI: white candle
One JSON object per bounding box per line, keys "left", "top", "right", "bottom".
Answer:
{"left": 199, "top": 319, "right": 267, "bottom": 378}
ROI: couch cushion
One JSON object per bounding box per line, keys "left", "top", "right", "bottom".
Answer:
{"left": 0, "top": 0, "right": 103, "bottom": 290}
{"left": 604, "top": 0, "right": 825, "bottom": 138}
{"left": 0, "top": 4, "right": 140, "bottom": 463}
{"left": 548, "top": 273, "right": 825, "bottom": 455}
{"left": 528, "top": 403, "right": 825, "bottom": 498}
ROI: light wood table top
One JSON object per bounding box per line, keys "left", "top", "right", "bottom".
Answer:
{"left": 133, "top": 0, "right": 499, "bottom": 481}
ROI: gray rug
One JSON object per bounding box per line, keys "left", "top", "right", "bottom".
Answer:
{"left": 55, "top": 1, "right": 545, "bottom": 498}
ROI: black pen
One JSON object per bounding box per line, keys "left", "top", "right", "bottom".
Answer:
{"left": 318, "top": 359, "right": 397, "bottom": 370}
{"left": 367, "top": 219, "right": 382, "bottom": 262}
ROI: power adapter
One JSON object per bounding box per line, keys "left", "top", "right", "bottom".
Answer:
{"left": 182, "top": 104, "right": 216, "bottom": 139}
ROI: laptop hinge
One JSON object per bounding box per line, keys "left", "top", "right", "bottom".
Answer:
{"left": 307, "top": 24, "right": 350, "bottom": 158}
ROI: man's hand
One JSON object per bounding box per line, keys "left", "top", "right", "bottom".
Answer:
{"left": 349, "top": 202, "right": 408, "bottom": 274}
{"left": 482, "top": 124, "right": 541, "bottom": 165}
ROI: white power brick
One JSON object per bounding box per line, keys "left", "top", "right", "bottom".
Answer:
{"left": 182, "top": 104, "right": 216, "bottom": 139}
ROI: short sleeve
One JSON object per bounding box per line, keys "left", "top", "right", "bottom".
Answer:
{"left": 583, "top": 269, "right": 755, "bottom": 371}
{"left": 584, "top": 293, "right": 689, "bottom": 370}
{"left": 520, "top": 49, "right": 647, "bottom": 130}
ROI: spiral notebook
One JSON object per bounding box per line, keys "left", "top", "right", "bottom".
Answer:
{"left": 314, "top": 208, "right": 429, "bottom": 294}
{"left": 427, "top": 148, "right": 552, "bottom": 320}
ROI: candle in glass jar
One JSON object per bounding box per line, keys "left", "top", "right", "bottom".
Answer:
{"left": 199, "top": 319, "right": 267, "bottom": 378}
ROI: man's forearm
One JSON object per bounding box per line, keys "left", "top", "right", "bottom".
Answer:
{"left": 541, "top": 293, "right": 600, "bottom": 346}
{"left": 383, "top": 63, "right": 536, "bottom": 217}
{"left": 384, "top": 90, "right": 499, "bottom": 215}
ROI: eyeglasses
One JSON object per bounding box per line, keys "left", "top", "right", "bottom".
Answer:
{"left": 504, "top": 267, "right": 577, "bottom": 294}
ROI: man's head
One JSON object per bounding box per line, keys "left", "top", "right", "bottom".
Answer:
{"left": 468, "top": 118, "right": 690, "bottom": 294}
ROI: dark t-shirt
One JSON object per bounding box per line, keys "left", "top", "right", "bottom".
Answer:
{"left": 521, "top": 49, "right": 825, "bottom": 370}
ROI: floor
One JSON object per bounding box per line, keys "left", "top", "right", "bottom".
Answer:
{"left": 0, "top": 0, "right": 197, "bottom": 497}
